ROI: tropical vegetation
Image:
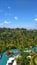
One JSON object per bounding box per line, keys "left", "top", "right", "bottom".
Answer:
{"left": 0, "top": 28, "right": 37, "bottom": 54}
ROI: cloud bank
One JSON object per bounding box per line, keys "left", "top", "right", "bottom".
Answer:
{"left": 4, "top": 21, "right": 11, "bottom": 24}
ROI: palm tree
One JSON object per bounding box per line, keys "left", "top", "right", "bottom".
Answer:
{"left": 19, "top": 48, "right": 30, "bottom": 65}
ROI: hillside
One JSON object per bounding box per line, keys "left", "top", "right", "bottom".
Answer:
{"left": 0, "top": 28, "right": 37, "bottom": 53}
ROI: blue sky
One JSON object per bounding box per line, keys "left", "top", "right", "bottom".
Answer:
{"left": 0, "top": 0, "right": 37, "bottom": 29}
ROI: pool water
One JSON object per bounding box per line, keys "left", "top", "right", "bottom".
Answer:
{"left": 0, "top": 47, "right": 37, "bottom": 65}
{"left": 0, "top": 49, "right": 19, "bottom": 65}
{"left": 31, "top": 46, "right": 37, "bottom": 52}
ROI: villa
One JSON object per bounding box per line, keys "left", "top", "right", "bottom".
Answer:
{"left": 24, "top": 49, "right": 32, "bottom": 52}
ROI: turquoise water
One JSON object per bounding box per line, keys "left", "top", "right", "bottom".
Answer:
{"left": 31, "top": 46, "right": 37, "bottom": 52}
{"left": 0, "top": 49, "right": 19, "bottom": 65}
{"left": 0, "top": 47, "right": 37, "bottom": 65}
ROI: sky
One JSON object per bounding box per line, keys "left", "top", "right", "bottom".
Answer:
{"left": 0, "top": 0, "right": 37, "bottom": 29}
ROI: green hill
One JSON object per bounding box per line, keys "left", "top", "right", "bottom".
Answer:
{"left": 0, "top": 28, "right": 37, "bottom": 53}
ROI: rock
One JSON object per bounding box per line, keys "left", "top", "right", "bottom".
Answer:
{"left": 0, "top": 55, "right": 2, "bottom": 59}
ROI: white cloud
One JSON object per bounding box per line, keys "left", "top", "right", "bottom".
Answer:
{"left": 8, "top": 6, "right": 11, "bottom": 9}
{"left": 4, "top": 21, "right": 11, "bottom": 24}
{"left": 0, "top": 20, "right": 12, "bottom": 28}
{"left": 14, "top": 16, "right": 18, "bottom": 20}
{"left": 34, "top": 18, "right": 37, "bottom": 22}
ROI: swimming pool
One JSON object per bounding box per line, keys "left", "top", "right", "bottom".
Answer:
{"left": 0, "top": 47, "right": 37, "bottom": 65}
{"left": 0, "top": 49, "right": 19, "bottom": 65}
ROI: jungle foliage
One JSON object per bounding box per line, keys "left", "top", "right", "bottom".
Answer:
{"left": 0, "top": 28, "right": 37, "bottom": 54}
